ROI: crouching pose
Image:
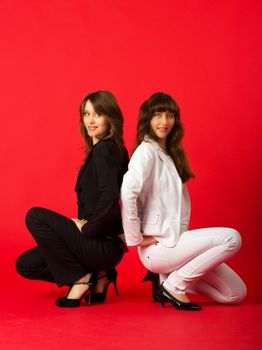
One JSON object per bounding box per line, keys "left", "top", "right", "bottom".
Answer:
{"left": 16, "top": 90, "right": 129, "bottom": 307}
{"left": 121, "top": 92, "right": 246, "bottom": 310}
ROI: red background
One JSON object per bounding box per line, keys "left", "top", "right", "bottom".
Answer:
{"left": 0, "top": 0, "right": 261, "bottom": 301}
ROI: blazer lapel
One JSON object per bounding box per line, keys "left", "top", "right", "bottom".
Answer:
{"left": 148, "top": 138, "right": 177, "bottom": 173}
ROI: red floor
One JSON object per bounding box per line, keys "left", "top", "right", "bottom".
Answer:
{"left": 1, "top": 247, "right": 261, "bottom": 350}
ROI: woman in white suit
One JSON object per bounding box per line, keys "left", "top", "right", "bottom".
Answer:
{"left": 121, "top": 92, "right": 247, "bottom": 310}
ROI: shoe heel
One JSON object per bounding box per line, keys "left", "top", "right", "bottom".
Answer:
{"left": 85, "top": 291, "right": 91, "bottom": 305}
{"left": 142, "top": 271, "right": 151, "bottom": 283}
{"left": 113, "top": 279, "right": 119, "bottom": 296}
{"left": 108, "top": 268, "right": 119, "bottom": 296}
{"left": 142, "top": 271, "right": 161, "bottom": 302}
{"left": 158, "top": 294, "right": 165, "bottom": 308}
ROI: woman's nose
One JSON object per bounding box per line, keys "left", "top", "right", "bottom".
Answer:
{"left": 160, "top": 116, "right": 168, "bottom": 124}
{"left": 89, "top": 114, "right": 96, "bottom": 123}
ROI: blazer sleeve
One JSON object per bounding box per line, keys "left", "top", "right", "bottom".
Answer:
{"left": 121, "top": 144, "right": 154, "bottom": 246}
{"left": 81, "top": 142, "right": 119, "bottom": 238}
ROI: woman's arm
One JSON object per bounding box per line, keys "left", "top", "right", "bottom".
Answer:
{"left": 140, "top": 236, "right": 158, "bottom": 246}
{"left": 81, "top": 142, "right": 120, "bottom": 238}
{"left": 121, "top": 144, "right": 155, "bottom": 246}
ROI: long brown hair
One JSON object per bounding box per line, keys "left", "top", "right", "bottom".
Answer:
{"left": 135, "top": 92, "right": 194, "bottom": 182}
{"left": 79, "top": 90, "right": 125, "bottom": 156}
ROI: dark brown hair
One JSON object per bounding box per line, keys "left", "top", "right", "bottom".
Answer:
{"left": 79, "top": 90, "right": 125, "bottom": 156}
{"left": 135, "top": 92, "right": 194, "bottom": 182}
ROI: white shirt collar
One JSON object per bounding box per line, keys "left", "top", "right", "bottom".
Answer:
{"left": 144, "top": 135, "right": 165, "bottom": 152}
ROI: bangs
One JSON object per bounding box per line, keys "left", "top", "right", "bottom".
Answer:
{"left": 81, "top": 91, "right": 116, "bottom": 117}
{"left": 148, "top": 93, "right": 179, "bottom": 116}
{"left": 89, "top": 92, "right": 115, "bottom": 117}
{"left": 88, "top": 95, "right": 105, "bottom": 116}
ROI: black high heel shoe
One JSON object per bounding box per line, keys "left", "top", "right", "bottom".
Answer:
{"left": 158, "top": 283, "right": 202, "bottom": 311}
{"left": 142, "top": 271, "right": 161, "bottom": 302}
{"left": 56, "top": 273, "right": 97, "bottom": 308}
{"left": 89, "top": 269, "right": 119, "bottom": 304}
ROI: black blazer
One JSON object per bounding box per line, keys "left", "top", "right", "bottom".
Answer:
{"left": 75, "top": 139, "right": 129, "bottom": 239}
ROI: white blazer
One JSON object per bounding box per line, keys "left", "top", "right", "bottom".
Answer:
{"left": 121, "top": 137, "right": 191, "bottom": 247}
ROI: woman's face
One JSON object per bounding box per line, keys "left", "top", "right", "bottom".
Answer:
{"left": 83, "top": 100, "right": 109, "bottom": 144}
{"left": 150, "top": 111, "right": 175, "bottom": 141}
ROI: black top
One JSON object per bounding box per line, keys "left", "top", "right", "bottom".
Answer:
{"left": 75, "top": 139, "right": 129, "bottom": 239}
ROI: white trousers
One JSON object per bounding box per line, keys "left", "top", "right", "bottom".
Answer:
{"left": 138, "top": 227, "right": 247, "bottom": 304}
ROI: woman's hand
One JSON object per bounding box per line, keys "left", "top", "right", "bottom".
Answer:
{"left": 140, "top": 236, "right": 158, "bottom": 247}
{"left": 71, "top": 218, "right": 88, "bottom": 233}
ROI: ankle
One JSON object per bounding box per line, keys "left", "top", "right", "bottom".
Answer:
{"left": 97, "top": 271, "right": 107, "bottom": 279}
{"left": 169, "top": 291, "right": 190, "bottom": 303}
{"left": 95, "top": 271, "right": 109, "bottom": 293}
{"left": 76, "top": 273, "right": 91, "bottom": 284}
{"left": 162, "top": 284, "right": 190, "bottom": 303}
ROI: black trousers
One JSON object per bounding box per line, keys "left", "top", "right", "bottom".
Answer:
{"left": 16, "top": 207, "right": 125, "bottom": 287}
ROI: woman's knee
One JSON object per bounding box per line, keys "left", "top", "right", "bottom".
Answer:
{"left": 16, "top": 252, "right": 31, "bottom": 279}
{"left": 235, "top": 281, "right": 247, "bottom": 303}
{"left": 25, "top": 207, "right": 43, "bottom": 229}
{"left": 16, "top": 247, "right": 43, "bottom": 279}
{"left": 226, "top": 228, "right": 242, "bottom": 252}
{"left": 225, "top": 279, "right": 247, "bottom": 304}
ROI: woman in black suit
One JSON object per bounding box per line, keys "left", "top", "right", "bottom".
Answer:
{"left": 16, "top": 90, "right": 129, "bottom": 307}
